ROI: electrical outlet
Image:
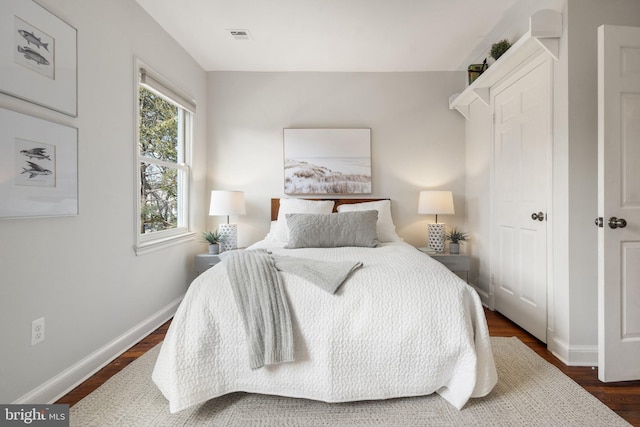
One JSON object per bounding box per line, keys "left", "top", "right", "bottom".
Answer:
{"left": 31, "top": 317, "right": 45, "bottom": 346}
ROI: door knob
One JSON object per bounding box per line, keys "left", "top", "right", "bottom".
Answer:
{"left": 531, "top": 212, "right": 545, "bottom": 221}
{"left": 608, "top": 217, "right": 627, "bottom": 229}
{"left": 595, "top": 217, "right": 604, "bottom": 228}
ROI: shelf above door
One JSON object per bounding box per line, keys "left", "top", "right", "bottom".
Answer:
{"left": 449, "top": 9, "right": 562, "bottom": 120}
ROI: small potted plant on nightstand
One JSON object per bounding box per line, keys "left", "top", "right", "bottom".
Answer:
{"left": 202, "top": 230, "right": 225, "bottom": 255}
{"left": 446, "top": 228, "right": 468, "bottom": 254}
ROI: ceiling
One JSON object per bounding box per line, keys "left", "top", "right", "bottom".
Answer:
{"left": 136, "top": 0, "right": 548, "bottom": 72}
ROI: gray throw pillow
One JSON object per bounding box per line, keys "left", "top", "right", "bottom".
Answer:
{"left": 285, "top": 210, "right": 380, "bottom": 248}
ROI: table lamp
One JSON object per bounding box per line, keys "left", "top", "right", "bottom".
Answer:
{"left": 209, "top": 190, "right": 246, "bottom": 251}
{"left": 418, "top": 190, "right": 454, "bottom": 253}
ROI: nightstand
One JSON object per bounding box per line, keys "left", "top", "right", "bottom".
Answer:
{"left": 194, "top": 253, "right": 221, "bottom": 275}
{"left": 418, "top": 248, "right": 470, "bottom": 282}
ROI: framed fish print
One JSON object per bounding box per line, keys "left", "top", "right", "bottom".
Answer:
{"left": 283, "top": 128, "right": 372, "bottom": 195}
{"left": 0, "top": 108, "right": 78, "bottom": 218}
{"left": 0, "top": 0, "right": 77, "bottom": 117}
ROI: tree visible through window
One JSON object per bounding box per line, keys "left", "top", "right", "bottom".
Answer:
{"left": 135, "top": 66, "right": 193, "bottom": 251}
{"left": 139, "top": 87, "right": 181, "bottom": 234}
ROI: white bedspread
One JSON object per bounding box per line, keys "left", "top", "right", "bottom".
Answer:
{"left": 152, "top": 241, "right": 497, "bottom": 413}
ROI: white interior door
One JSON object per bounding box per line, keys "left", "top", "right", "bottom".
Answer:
{"left": 597, "top": 25, "right": 640, "bottom": 382}
{"left": 493, "top": 57, "right": 550, "bottom": 343}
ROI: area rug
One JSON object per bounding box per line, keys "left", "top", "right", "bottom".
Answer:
{"left": 69, "top": 337, "right": 630, "bottom": 426}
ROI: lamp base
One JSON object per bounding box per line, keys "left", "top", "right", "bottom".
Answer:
{"left": 218, "top": 223, "right": 238, "bottom": 251}
{"left": 427, "top": 223, "right": 446, "bottom": 253}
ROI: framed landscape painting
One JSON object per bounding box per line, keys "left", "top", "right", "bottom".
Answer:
{"left": 0, "top": 0, "right": 77, "bottom": 116}
{"left": 283, "top": 128, "right": 371, "bottom": 195}
{"left": 0, "top": 108, "right": 78, "bottom": 218}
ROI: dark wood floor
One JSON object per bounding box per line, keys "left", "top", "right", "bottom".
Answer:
{"left": 56, "top": 309, "right": 640, "bottom": 426}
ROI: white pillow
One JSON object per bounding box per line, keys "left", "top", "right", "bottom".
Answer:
{"left": 273, "top": 199, "right": 335, "bottom": 242}
{"left": 264, "top": 221, "right": 279, "bottom": 241}
{"left": 337, "top": 200, "right": 401, "bottom": 242}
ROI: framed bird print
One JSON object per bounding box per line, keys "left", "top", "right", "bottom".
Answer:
{"left": 0, "top": 108, "right": 78, "bottom": 218}
{"left": 0, "top": 0, "right": 77, "bottom": 116}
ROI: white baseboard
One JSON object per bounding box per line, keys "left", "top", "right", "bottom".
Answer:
{"left": 13, "top": 295, "right": 184, "bottom": 405}
{"left": 469, "top": 283, "right": 490, "bottom": 307}
{"left": 548, "top": 333, "right": 598, "bottom": 367}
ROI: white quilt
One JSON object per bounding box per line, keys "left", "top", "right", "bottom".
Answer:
{"left": 152, "top": 241, "right": 497, "bottom": 413}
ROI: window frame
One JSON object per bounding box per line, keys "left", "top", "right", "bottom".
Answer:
{"left": 134, "top": 59, "right": 195, "bottom": 255}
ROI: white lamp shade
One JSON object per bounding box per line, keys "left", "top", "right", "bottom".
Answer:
{"left": 418, "top": 191, "right": 455, "bottom": 216}
{"left": 209, "top": 191, "right": 246, "bottom": 216}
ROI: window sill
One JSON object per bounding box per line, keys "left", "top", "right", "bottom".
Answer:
{"left": 135, "top": 231, "right": 196, "bottom": 256}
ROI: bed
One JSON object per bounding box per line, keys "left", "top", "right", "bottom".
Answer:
{"left": 152, "top": 198, "right": 497, "bottom": 414}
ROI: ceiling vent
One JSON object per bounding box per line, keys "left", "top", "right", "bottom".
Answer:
{"left": 228, "top": 29, "right": 252, "bottom": 40}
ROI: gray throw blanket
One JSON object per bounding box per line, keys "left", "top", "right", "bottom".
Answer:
{"left": 221, "top": 249, "right": 294, "bottom": 369}
{"left": 273, "top": 255, "right": 363, "bottom": 294}
{"left": 221, "top": 249, "right": 362, "bottom": 369}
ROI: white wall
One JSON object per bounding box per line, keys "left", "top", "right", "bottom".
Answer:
{"left": 464, "top": 0, "right": 640, "bottom": 365}
{"left": 558, "top": 0, "right": 640, "bottom": 359}
{"left": 207, "top": 72, "right": 467, "bottom": 249}
{"left": 464, "top": 99, "right": 492, "bottom": 303}
{"left": 0, "top": 0, "right": 207, "bottom": 403}
{"left": 549, "top": 0, "right": 640, "bottom": 364}
{"left": 549, "top": 0, "right": 571, "bottom": 360}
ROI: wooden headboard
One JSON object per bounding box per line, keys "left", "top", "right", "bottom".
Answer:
{"left": 270, "top": 198, "right": 389, "bottom": 221}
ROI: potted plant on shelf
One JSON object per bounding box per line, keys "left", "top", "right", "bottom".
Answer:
{"left": 202, "top": 230, "right": 225, "bottom": 255}
{"left": 490, "top": 39, "right": 512, "bottom": 61}
{"left": 446, "top": 228, "right": 468, "bottom": 255}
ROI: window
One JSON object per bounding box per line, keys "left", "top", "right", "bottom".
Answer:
{"left": 135, "top": 64, "right": 195, "bottom": 253}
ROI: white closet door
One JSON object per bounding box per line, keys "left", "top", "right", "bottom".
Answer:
{"left": 492, "top": 57, "right": 550, "bottom": 342}
{"left": 597, "top": 25, "right": 640, "bottom": 382}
